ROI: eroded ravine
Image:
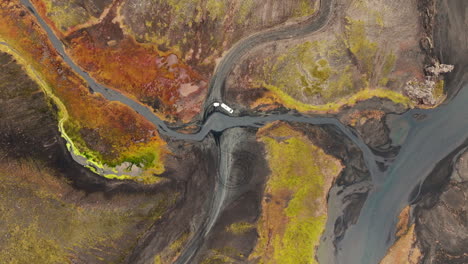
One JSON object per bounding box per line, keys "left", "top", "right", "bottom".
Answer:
{"left": 13, "top": 0, "right": 468, "bottom": 264}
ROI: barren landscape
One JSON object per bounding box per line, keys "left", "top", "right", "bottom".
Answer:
{"left": 0, "top": 0, "right": 466, "bottom": 263}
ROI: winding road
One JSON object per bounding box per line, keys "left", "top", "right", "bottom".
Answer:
{"left": 13, "top": 0, "right": 468, "bottom": 263}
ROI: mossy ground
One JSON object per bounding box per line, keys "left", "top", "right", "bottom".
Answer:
{"left": 255, "top": 20, "right": 409, "bottom": 111}
{"left": 0, "top": 158, "right": 177, "bottom": 263}
{"left": 226, "top": 222, "right": 255, "bottom": 235}
{"left": 244, "top": 0, "right": 426, "bottom": 113}
{"left": 41, "top": 0, "right": 91, "bottom": 31}
{"left": 31, "top": 0, "right": 113, "bottom": 35}
{"left": 153, "top": 231, "right": 191, "bottom": 264}
{"left": 251, "top": 123, "right": 342, "bottom": 264}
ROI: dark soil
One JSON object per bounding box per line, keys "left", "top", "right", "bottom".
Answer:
{"left": 412, "top": 144, "right": 468, "bottom": 264}
{"left": 0, "top": 50, "right": 217, "bottom": 263}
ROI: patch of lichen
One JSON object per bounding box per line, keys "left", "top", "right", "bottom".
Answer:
{"left": 201, "top": 249, "right": 237, "bottom": 264}
{"left": 154, "top": 255, "right": 163, "bottom": 264}
{"left": 343, "top": 17, "right": 378, "bottom": 77}
{"left": 0, "top": 159, "right": 176, "bottom": 263}
{"left": 152, "top": 231, "right": 191, "bottom": 264}
{"left": 292, "top": 0, "right": 316, "bottom": 17}
{"left": 257, "top": 40, "right": 358, "bottom": 106}
{"left": 226, "top": 222, "right": 255, "bottom": 235}
{"left": 169, "top": 232, "right": 190, "bottom": 252}
{"left": 251, "top": 124, "right": 342, "bottom": 264}
{"left": 269, "top": 42, "right": 333, "bottom": 98}
{"left": 433, "top": 80, "right": 445, "bottom": 100}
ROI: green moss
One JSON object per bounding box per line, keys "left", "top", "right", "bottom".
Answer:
{"left": 375, "top": 12, "right": 384, "bottom": 28}
{"left": 0, "top": 223, "right": 67, "bottom": 264}
{"left": 169, "top": 232, "right": 190, "bottom": 252}
{"left": 154, "top": 255, "right": 162, "bottom": 264}
{"left": 273, "top": 216, "right": 327, "bottom": 264}
{"left": 261, "top": 136, "right": 332, "bottom": 192}
{"left": 255, "top": 15, "right": 411, "bottom": 112}
{"left": 64, "top": 121, "right": 106, "bottom": 165}
{"left": 262, "top": 41, "right": 333, "bottom": 101}
{"left": 382, "top": 53, "right": 396, "bottom": 76}
{"left": 344, "top": 17, "right": 378, "bottom": 77}
{"left": 206, "top": 0, "right": 227, "bottom": 20}
{"left": 226, "top": 222, "right": 255, "bottom": 235}
{"left": 260, "top": 82, "right": 411, "bottom": 113}
{"left": 293, "top": 0, "right": 316, "bottom": 17}
{"left": 433, "top": 80, "right": 445, "bottom": 99}
{"left": 235, "top": 0, "right": 255, "bottom": 24}
{"left": 201, "top": 254, "right": 234, "bottom": 264}
{"left": 64, "top": 117, "right": 165, "bottom": 183}
{"left": 43, "top": 0, "right": 91, "bottom": 31}
{"left": 252, "top": 128, "right": 342, "bottom": 264}
{"left": 0, "top": 168, "right": 176, "bottom": 263}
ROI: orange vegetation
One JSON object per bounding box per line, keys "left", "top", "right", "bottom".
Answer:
{"left": 341, "top": 110, "right": 385, "bottom": 126}
{"left": 30, "top": 0, "right": 208, "bottom": 122}
{"left": 380, "top": 207, "right": 422, "bottom": 264}
{"left": 67, "top": 34, "right": 207, "bottom": 121}
{"left": 0, "top": 1, "right": 167, "bottom": 172}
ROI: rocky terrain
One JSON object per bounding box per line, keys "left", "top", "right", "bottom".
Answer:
{"left": 225, "top": 0, "right": 453, "bottom": 113}
{"left": 413, "top": 148, "right": 468, "bottom": 263}
{"left": 0, "top": 0, "right": 466, "bottom": 263}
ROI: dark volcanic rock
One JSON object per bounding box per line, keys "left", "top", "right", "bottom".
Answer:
{"left": 191, "top": 127, "right": 270, "bottom": 264}
{"left": 412, "top": 147, "right": 468, "bottom": 264}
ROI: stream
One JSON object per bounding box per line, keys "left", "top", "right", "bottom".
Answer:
{"left": 16, "top": 0, "right": 468, "bottom": 263}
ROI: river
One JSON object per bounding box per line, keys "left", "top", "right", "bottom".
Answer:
{"left": 15, "top": 0, "right": 468, "bottom": 263}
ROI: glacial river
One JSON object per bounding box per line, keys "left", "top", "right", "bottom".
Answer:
{"left": 16, "top": 0, "right": 468, "bottom": 263}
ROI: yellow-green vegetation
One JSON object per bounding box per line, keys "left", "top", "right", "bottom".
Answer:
{"left": 258, "top": 41, "right": 357, "bottom": 105}
{"left": 260, "top": 83, "right": 411, "bottom": 113}
{"left": 206, "top": 0, "right": 227, "bottom": 20}
{"left": 169, "top": 232, "right": 190, "bottom": 252}
{"left": 293, "top": 0, "right": 316, "bottom": 17}
{"left": 0, "top": 160, "right": 176, "bottom": 263}
{"left": 226, "top": 222, "right": 255, "bottom": 235}
{"left": 342, "top": 17, "right": 400, "bottom": 88}
{"left": 256, "top": 16, "right": 411, "bottom": 112}
{"left": 433, "top": 80, "right": 445, "bottom": 99}
{"left": 154, "top": 255, "right": 163, "bottom": 264}
{"left": 343, "top": 17, "right": 378, "bottom": 77}
{"left": 201, "top": 248, "right": 241, "bottom": 264}
{"left": 201, "top": 255, "right": 233, "bottom": 264}
{"left": 252, "top": 124, "right": 342, "bottom": 264}
{"left": 379, "top": 53, "right": 397, "bottom": 86}
{"left": 41, "top": 0, "right": 92, "bottom": 31}
{"left": 65, "top": 119, "right": 166, "bottom": 184}
{"left": 0, "top": 43, "right": 165, "bottom": 184}
{"left": 153, "top": 232, "right": 190, "bottom": 264}
{"left": 235, "top": 0, "right": 255, "bottom": 24}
